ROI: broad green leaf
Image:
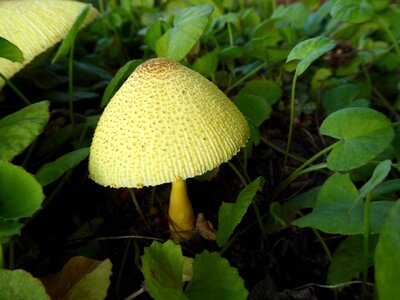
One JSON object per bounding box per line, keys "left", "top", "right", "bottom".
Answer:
{"left": 217, "top": 177, "right": 265, "bottom": 247}
{"left": 155, "top": 5, "right": 214, "bottom": 61}
{"left": 371, "top": 0, "right": 389, "bottom": 12}
{"left": 304, "top": 1, "right": 334, "bottom": 35}
{"left": 141, "top": 242, "right": 247, "bottom": 300}
{"left": 322, "top": 84, "right": 369, "bottom": 114}
{"left": 327, "top": 235, "right": 376, "bottom": 285}
{"left": 234, "top": 95, "right": 271, "bottom": 128}
{"left": 248, "top": 122, "right": 261, "bottom": 146}
{"left": 35, "top": 148, "right": 90, "bottom": 186}
{"left": 375, "top": 200, "right": 400, "bottom": 300}
{"left": 0, "top": 219, "right": 24, "bottom": 240}
{"left": 100, "top": 59, "right": 143, "bottom": 108}
{"left": 85, "top": 115, "right": 100, "bottom": 129}
{"left": 234, "top": 80, "right": 282, "bottom": 127}
{"left": 0, "top": 269, "right": 50, "bottom": 300}
{"left": 271, "top": 3, "right": 309, "bottom": 29}
{"left": 185, "top": 251, "right": 248, "bottom": 300}
{"left": 145, "top": 20, "right": 170, "bottom": 52}
{"left": 320, "top": 108, "right": 394, "bottom": 171}
{"left": 372, "top": 179, "right": 400, "bottom": 200}
{"left": 0, "top": 101, "right": 49, "bottom": 161}
{"left": 52, "top": 4, "right": 93, "bottom": 63}
{"left": 264, "top": 187, "right": 319, "bottom": 233}
{"left": 0, "top": 161, "right": 45, "bottom": 219}
{"left": 68, "top": 258, "right": 112, "bottom": 300}
{"left": 0, "top": 37, "right": 24, "bottom": 63}
{"left": 192, "top": 49, "right": 219, "bottom": 78}
{"left": 41, "top": 256, "right": 112, "bottom": 300}
{"left": 74, "top": 61, "right": 112, "bottom": 81}
{"left": 292, "top": 173, "right": 393, "bottom": 234}
{"left": 105, "top": 11, "right": 123, "bottom": 30}
{"left": 141, "top": 240, "right": 186, "bottom": 300}
{"left": 359, "top": 160, "right": 392, "bottom": 199}
{"left": 238, "top": 80, "right": 282, "bottom": 106}
{"left": 287, "top": 37, "right": 336, "bottom": 76}
{"left": 331, "top": 0, "right": 374, "bottom": 23}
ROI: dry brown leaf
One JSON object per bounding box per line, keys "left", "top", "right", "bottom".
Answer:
{"left": 196, "top": 212, "right": 217, "bottom": 240}
{"left": 41, "top": 256, "right": 112, "bottom": 300}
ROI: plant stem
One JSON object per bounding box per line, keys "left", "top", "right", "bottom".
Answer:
{"left": 227, "top": 161, "right": 247, "bottom": 187}
{"left": 271, "top": 0, "right": 276, "bottom": 11}
{"left": 0, "top": 73, "right": 31, "bottom": 105}
{"left": 115, "top": 239, "right": 132, "bottom": 295}
{"left": 362, "top": 192, "right": 372, "bottom": 300}
{"left": 372, "top": 85, "right": 400, "bottom": 121}
{"left": 284, "top": 73, "right": 298, "bottom": 166}
{"left": 260, "top": 136, "right": 306, "bottom": 164}
{"left": 68, "top": 43, "right": 75, "bottom": 125}
{"left": 271, "top": 143, "right": 336, "bottom": 201}
{"left": 8, "top": 238, "right": 14, "bottom": 269}
{"left": 123, "top": 287, "right": 145, "bottom": 300}
{"left": 227, "top": 22, "right": 234, "bottom": 47}
{"left": 227, "top": 161, "right": 267, "bottom": 238}
{"left": 0, "top": 242, "right": 4, "bottom": 269}
{"left": 129, "top": 189, "right": 151, "bottom": 230}
{"left": 312, "top": 228, "right": 332, "bottom": 260}
{"left": 376, "top": 15, "right": 400, "bottom": 61}
{"left": 226, "top": 61, "right": 268, "bottom": 93}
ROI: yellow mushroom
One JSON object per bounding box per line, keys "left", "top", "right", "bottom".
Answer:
{"left": 0, "top": 0, "right": 99, "bottom": 88}
{"left": 89, "top": 58, "right": 250, "bottom": 242}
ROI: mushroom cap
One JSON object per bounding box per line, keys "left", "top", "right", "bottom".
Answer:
{"left": 0, "top": 0, "right": 99, "bottom": 88}
{"left": 89, "top": 58, "right": 250, "bottom": 188}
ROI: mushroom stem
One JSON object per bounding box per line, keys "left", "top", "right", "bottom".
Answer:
{"left": 169, "top": 178, "right": 195, "bottom": 242}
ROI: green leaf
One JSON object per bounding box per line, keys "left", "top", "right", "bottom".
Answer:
{"left": 35, "top": 148, "right": 90, "bottom": 186}
{"left": 234, "top": 80, "right": 282, "bottom": 127}
{"left": 155, "top": 4, "right": 214, "bottom": 61}
{"left": 372, "top": 179, "right": 400, "bottom": 200}
{"left": 185, "top": 251, "right": 248, "bottom": 300}
{"left": 331, "top": 0, "right": 374, "bottom": 23}
{"left": 0, "top": 37, "right": 24, "bottom": 63}
{"left": 0, "top": 269, "right": 50, "bottom": 300}
{"left": 0, "top": 219, "right": 24, "bottom": 240}
{"left": 106, "top": 11, "right": 123, "bottom": 30}
{"left": 142, "top": 240, "right": 186, "bottom": 300}
{"left": 52, "top": 4, "right": 93, "bottom": 63}
{"left": 359, "top": 160, "right": 392, "bottom": 199}
{"left": 320, "top": 108, "right": 395, "bottom": 171}
{"left": 322, "top": 84, "right": 369, "bottom": 114}
{"left": 101, "top": 59, "right": 143, "bottom": 108}
{"left": 192, "top": 49, "right": 219, "bottom": 78}
{"left": 287, "top": 36, "right": 336, "bottom": 76}
{"left": 0, "top": 101, "right": 49, "bottom": 161}
{"left": 238, "top": 79, "right": 282, "bottom": 106}
{"left": 217, "top": 177, "right": 265, "bottom": 247}
{"left": 327, "top": 235, "right": 376, "bottom": 285}
{"left": 142, "top": 242, "right": 247, "bottom": 300}
{"left": 145, "top": 20, "right": 170, "bottom": 52}
{"left": 264, "top": 187, "right": 319, "bottom": 233}
{"left": 0, "top": 161, "right": 45, "bottom": 219}
{"left": 375, "top": 200, "right": 400, "bottom": 300}
{"left": 234, "top": 95, "right": 271, "bottom": 128}
{"left": 271, "top": 3, "right": 309, "bottom": 29}
{"left": 292, "top": 173, "right": 393, "bottom": 234}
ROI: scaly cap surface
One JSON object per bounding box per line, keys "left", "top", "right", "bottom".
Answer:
{"left": 0, "top": 0, "right": 99, "bottom": 88}
{"left": 89, "top": 58, "right": 250, "bottom": 188}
